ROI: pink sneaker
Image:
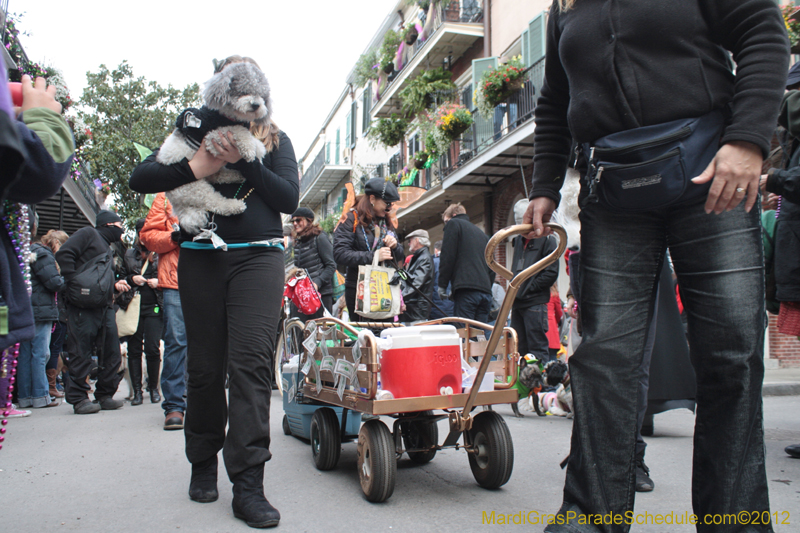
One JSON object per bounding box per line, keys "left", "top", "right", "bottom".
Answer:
{"left": 5, "top": 404, "right": 32, "bottom": 418}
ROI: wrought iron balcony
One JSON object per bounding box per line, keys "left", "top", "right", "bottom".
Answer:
{"left": 299, "top": 145, "right": 352, "bottom": 206}
{"left": 371, "top": 2, "right": 484, "bottom": 118}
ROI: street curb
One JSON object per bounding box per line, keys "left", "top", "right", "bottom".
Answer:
{"left": 763, "top": 382, "right": 800, "bottom": 397}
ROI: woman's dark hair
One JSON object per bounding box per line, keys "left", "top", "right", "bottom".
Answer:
{"left": 353, "top": 194, "right": 396, "bottom": 232}
{"left": 296, "top": 221, "right": 322, "bottom": 240}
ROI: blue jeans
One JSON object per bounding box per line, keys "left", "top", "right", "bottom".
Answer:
{"left": 546, "top": 198, "right": 769, "bottom": 533}
{"left": 17, "top": 321, "right": 53, "bottom": 408}
{"left": 453, "top": 289, "right": 492, "bottom": 324}
{"left": 161, "top": 288, "right": 187, "bottom": 415}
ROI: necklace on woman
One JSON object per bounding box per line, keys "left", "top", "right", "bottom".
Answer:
{"left": 361, "top": 218, "right": 386, "bottom": 252}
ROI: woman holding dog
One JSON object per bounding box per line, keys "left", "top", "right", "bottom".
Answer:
{"left": 332, "top": 177, "right": 404, "bottom": 322}
{"left": 130, "top": 55, "right": 297, "bottom": 529}
{"left": 524, "top": 1, "right": 788, "bottom": 531}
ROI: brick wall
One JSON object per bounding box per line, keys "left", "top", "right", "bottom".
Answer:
{"left": 768, "top": 314, "right": 800, "bottom": 368}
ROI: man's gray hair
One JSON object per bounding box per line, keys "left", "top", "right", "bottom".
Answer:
{"left": 416, "top": 236, "right": 431, "bottom": 247}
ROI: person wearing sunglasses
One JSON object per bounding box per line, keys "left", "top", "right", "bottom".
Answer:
{"left": 333, "top": 177, "right": 403, "bottom": 321}
{"left": 290, "top": 207, "right": 336, "bottom": 320}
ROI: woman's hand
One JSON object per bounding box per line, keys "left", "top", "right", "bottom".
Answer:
{"left": 115, "top": 280, "right": 130, "bottom": 292}
{"left": 692, "top": 141, "right": 762, "bottom": 215}
{"left": 378, "top": 247, "right": 393, "bottom": 261}
{"left": 523, "top": 197, "right": 557, "bottom": 238}
{"left": 132, "top": 275, "right": 146, "bottom": 286}
{"left": 146, "top": 278, "right": 159, "bottom": 289}
{"left": 566, "top": 296, "right": 577, "bottom": 319}
{"left": 210, "top": 132, "right": 243, "bottom": 164}
{"left": 384, "top": 235, "right": 397, "bottom": 249}
{"left": 188, "top": 143, "right": 227, "bottom": 180}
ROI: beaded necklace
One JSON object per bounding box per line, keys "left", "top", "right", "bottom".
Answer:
{"left": 361, "top": 218, "right": 387, "bottom": 252}
{"left": 233, "top": 182, "right": 255, "bottom": 201}
{"left": 2, "top": 201, "right": 31, "bottom": 295}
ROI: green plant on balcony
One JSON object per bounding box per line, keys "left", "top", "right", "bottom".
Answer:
{"left": 368, "top": 114, "right": 409, "bottom": 148}
{"left": 399, "top": 68, "right": 457, "bottom": 117}
{"left": 380, "top": 29, "right": 402, "bottom": 74}
{"left": 402, "top": 22, "right": 420, "bottom": 45}
{"left": 434, "top": 102, "right": 473, "bottom": 140}
{"left": 354, "top": 49, "right": 380, "bottom": 88}
{"left": 474, "top": 56, "right": 527, "bottom": 118}
{"left": 783, "top": 4, "right": 800, "bottom": 52}
{"left": 412, "top": 150, "right": 429, "bottom": 169}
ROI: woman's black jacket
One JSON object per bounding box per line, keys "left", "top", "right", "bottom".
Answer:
{"left": 333, "top": 211, "right": 404, "bottom": 288}
{"left": 28, "top": 243, "right": 65, "bottom": 322}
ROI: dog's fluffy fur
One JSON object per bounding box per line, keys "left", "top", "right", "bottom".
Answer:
{"left": 550, "top": 167, "right": 582, "bottom": 251}
{"left": 157, "top": 62, "right": 272, "bottom": 234}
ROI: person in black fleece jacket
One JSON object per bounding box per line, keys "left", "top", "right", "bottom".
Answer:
{"left": 56, "top": 210, "right": 125, "bottom": 414}
{"left": 522, "top": 2, "right": 790, "bottom": 531}
{"left": 437, "top": 203, "right": 494, "bottom": 324}
{"left": 129, "top": 55, "right": 297, "bottom": 530}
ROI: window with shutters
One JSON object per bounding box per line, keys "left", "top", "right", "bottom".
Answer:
{"left": 471, "top": 58, "right": 497, "bottom": 152}
{"left": 408, "top": 132, "right": 420, "bottom": 158}
{"left": 351, "top": 101, "right": 358, "bottom": 148}
{"left": 362, "top": 86, "right": 372, "bottom": 134}
{"left": 325, "top": 141, "right": 331, "bottom": 164}
{"left": 345, "top": 112, "right": 351, "bottom": 150}
{"left": 335, "top": 128, "right": 340, "bottom": 165}
{"left": 524, "top": 13, "right": 547, "bottom": 68}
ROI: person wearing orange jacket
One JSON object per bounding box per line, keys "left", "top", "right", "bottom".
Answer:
{"left": 140, "top": 193, "right": 187, "bottom": 430}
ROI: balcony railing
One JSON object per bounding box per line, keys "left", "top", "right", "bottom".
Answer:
{"left": 300, "top": 146, "right": 327, "bottom": 197}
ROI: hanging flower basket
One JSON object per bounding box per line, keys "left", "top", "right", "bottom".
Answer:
{"left": 383, "top": 61, "right": 395, "bottom": 74}
{"left": 413, "top": 151, "right": 429, "bottom": 169}
{"left": 433, "top": 102, "right": 474, "bottom": 141}
{"left": 474, "top": 56, "right": 527, "bottom": 118}
{"left": 405, "top": 25, "right": 419, "bottom": 45}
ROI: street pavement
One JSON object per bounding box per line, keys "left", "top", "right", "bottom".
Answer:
{"left": 3, "top": 371, "right": 800, "bottom": 532}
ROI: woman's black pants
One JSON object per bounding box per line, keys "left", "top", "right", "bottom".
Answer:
{"left": 126, "top": 307, "right": 162, "bottom": 392}
{"left": 178, "top": 247, "right": 283, "bottom": 479}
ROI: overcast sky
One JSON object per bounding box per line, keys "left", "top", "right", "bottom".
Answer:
{"left": 16, "top": 0, "right": 397, "bottom": 159}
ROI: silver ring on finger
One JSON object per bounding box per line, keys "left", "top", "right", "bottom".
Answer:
{"left": 735, "top": 187, "right": 745, "bottom": 195}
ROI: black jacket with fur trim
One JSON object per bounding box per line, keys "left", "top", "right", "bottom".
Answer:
{"left": 531, "top": 0, "right": 790, "bottom": 205}
{"left": 28, "top": 243, "right": 65, "bottom": 322}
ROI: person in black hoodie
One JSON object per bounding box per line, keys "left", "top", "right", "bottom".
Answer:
{"left": 524, "top": 1, "right": 789, "bottom": 530}
{"left": 510, "top": 199, "right": 558, "bottom": 362}
{"left": 437, "top": 203, "right": 494, "bottom": 324}
{"left": 399, "top": 229, "right": 434, "bottom": 322}
{"left": 118, "top": 219, "right": 162, "bottom": 406}
{"left": 56, "top": 210, "right": 125, "bottom": 414}
{"left": 129, "top": 55, "right": 297, "bottom": 530}
{"left": 290, "top": 207, "right": 335, "bottom": 319}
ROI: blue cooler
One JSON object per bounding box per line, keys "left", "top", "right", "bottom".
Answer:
{"left": 282, "top": 364, "right": 361, "bottom": 441}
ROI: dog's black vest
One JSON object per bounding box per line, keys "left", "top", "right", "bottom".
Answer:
{"left": 175, "top": 106, "right": 250, "bottom": 149}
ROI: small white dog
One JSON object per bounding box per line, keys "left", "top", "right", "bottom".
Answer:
{"left": 157, "top": 61, "right": 272, "bottom": 235}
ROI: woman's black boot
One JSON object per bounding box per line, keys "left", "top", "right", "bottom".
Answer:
{"left": 189, "top": 456, "right": 219, "bottom": 503}
{"left": 130, "top": 359, "right": 143, "bottom": 406}
{"left": 231, "top": 464, "right": 280, "bottom": 528}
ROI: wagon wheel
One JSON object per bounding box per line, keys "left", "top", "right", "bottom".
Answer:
{"left": 357, "top": 419, "right": 396, "bottom": 502}
{"left": 467, "top": 410, "right": 514, "bottom": 489}
{"left": 282, "top": 414, "right": 291, "bottom": 436}
{"left": 310, "top": 408, "right": 341, "bottom": 471}
{"left": 400, "top": 411, "right": 438, "bottom": 464}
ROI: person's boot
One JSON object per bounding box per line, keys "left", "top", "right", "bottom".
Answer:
{"left": 635, "top": 457, "right": 655, "bottom": 492}
{"left": 130, "top": 358, "right": 143, "bottom": 406}
{"left": 189, "top": 456, "right": 219, "bottom": 503}
{"left": 147, "top": 361, "right": 161, "bottom": 403}
{"left": 231, "top": 464, "right": 280, "bottom": 528}
{"left": 47, "top": 368, "right": 63, "bottom": 398}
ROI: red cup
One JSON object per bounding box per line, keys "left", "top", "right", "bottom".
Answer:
{"left": 8, "top": 82, "right": 22, "bottom": 107}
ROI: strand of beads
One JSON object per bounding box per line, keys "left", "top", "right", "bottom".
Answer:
{"left": 0, "top": 344, "right": 20, "bottom": 450}
{"left": 2, "top": 201, "right": 32, "bottom": 295}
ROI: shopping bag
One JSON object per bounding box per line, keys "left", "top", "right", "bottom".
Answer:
{"left": 355, "top": 251, "right": 401, "bottom": 319}
{"left": 116, "top": 292, "right": 141, "bottom": 337}
{"left": 284, "top": 272, "right": 322, "bottom": 315}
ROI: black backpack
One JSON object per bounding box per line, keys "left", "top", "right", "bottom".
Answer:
{"left": 66, "top": 248, "right": 114, "bottom": 309}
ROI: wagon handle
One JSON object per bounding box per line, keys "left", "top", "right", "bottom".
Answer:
{"left": 449, "top": 223, "right": 566, "bottom": 439}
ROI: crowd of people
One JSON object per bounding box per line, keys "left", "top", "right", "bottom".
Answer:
{"left": 3, "top": 1, "right": 800, "bottom": 529}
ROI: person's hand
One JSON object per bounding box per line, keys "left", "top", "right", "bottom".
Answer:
{"left": 400, "top": 302, "right": 407, "bottom": 313}
{"left": 188, "top": 143, "right": 227, "bottom": 180}
{"left": 437, "top": 286, "right": 450, "bottom": 301}
{"left": 146, "top": 278, "right": 159, "bottom": 289}
{"left": 132, "top": 275, "right": 146, "bottom": 286}
{"left": 760, "top": 173, "right": 769, "bottom": 194}
{"left": 762, "top": 192, "right": 780, "bottom": 210}
{"left": 692, "top": 141, "right": 762, "bottom": 215}
{"left": 523, "top": 197, "right": 557, "bottom": 238}
{"left": 384, "top": 235, "right": 398, "bottom": 249}
{"left": 210, "top": 132, "right": 242, "bottom": 164}
{"left": 115, "top": 280, "right": 131, "bottom": 292}
{"left": 20, "top": 75, "right": 61, "bottom": 114}
{"left": 312, "top": 281, "right": 318, "bottom": 291}
{"left": 566, "top": 296, "right": 577, "bottom": 319}
{"left": 378, "top": 247, "right": 392, "bottom": 261}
